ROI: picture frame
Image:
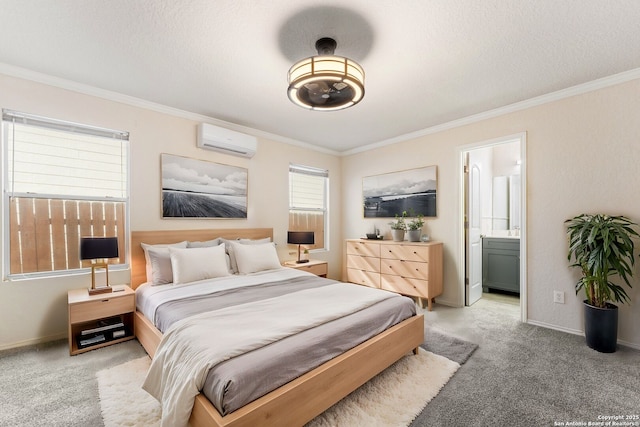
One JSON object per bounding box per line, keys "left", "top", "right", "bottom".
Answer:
{"left": 362, "top": 165, "right": 437, "bottom": 218}
{"left": 161, "top": 153, "right": 248, "bottom": 219}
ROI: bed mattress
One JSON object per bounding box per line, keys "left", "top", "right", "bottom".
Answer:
{"left": 136, "top": 268, "right": 417, "bottom": 416}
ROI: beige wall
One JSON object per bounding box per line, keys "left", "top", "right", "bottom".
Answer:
{"left": 341, "top": 78, "right": 640, "bottom": 348}
{"left": 0, "top": 74, "right": 342, "bottom": 349}
{"left": 2, "top": 72, "right": 639, "bottom": 350}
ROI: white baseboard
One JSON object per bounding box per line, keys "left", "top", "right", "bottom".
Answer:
{"left": 526, "top": 319, "right": 640, "bottom": 351}
{"left": 526, "top": 319, "right": 582, "bottom": 336}
{"left": 0, "top": 332, "right": 67, "bottom": 352}
{"left": 433, "top": 298, "right": 463, "bottom": 308}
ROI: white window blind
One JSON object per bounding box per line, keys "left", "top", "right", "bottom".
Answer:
{"left": 289, "top": 164, "right": 328, "bottom": 250}
{"left": 5, "top": 110, "right": 128, "bottom": 198}
{"left": 2, "top": 110, "right": 129, "bottom": 278}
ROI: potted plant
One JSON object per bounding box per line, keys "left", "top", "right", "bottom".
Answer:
{"left": 406, "top": 214, "right": 424, "bottom": 242}
{"left": 389, "top": 211, "right": 407, "bottom": 242}
{"left": 565, "top": 214, "right": 639, "bottom": 353}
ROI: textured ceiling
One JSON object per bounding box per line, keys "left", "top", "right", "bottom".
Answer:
{"left": 1, "top": 1, "right": 640, "bottom": 153}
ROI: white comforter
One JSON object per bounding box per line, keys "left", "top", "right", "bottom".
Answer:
{"left": 142, "top": 280, "right": 395, "bottom": 427}
{"left": 136, "top": 268, "right": 305, "bottom": 325}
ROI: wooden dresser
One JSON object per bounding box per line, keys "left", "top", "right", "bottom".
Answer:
{"left": 346, "top": 239, "right": 443, "bottom": 310}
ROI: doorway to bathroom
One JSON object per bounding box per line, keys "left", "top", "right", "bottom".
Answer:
{"left": 460, "top": 133, "right": 527, "bottom": 321}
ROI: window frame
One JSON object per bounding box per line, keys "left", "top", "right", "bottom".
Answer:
{"left": 288, "top": 163, "right": 329, "bottom": 252}
{"left": 2, "top": 110, "right": 130, "bottom": 280}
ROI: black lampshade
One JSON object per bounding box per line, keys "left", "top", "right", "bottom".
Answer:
{"left": 287, "top": 231, "right": 314, "bottom": 245}
{"left": 80, "top": 237, "right": 119, "bottom": 260}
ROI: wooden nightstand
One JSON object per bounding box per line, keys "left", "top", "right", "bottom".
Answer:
{"left": 67, "top": 285, "right": 135, "bottom": 355}
{"left": 283, "top": 259, "right": 328, "bottom": 277}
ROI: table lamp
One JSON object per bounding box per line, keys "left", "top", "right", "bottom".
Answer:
{"left": 287, "top": 231, "right": 314, "bottom": 264}
{"left": 80, "top": 237, "right": 119, "bottom": 295}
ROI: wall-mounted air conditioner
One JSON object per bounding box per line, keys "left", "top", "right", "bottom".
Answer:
{"left": 196, "top": 123, "right": 257, "bottom": 158}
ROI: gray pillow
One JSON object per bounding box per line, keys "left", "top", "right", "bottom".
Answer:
{"left": 141, "top": 241, "right": 188, "bottom": 285}
{"left": 187, "top": 238, "right": 222, "bottom": 248}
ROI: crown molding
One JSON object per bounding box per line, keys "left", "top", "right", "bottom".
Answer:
{"left": 0, "top": 62, "right": 340, "bottom": 156}
{"left": 2, "top": 62, "right": 639, "bottom": 158}
{"left": 343, "top": 67, "right": 640, "bottom": 156}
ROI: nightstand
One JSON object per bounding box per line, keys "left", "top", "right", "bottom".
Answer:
{"left": 283, "top": 259, "right": 328, "bottom": 277}
{"left": 67, "top": 285, "right": 135, "bottom": 355}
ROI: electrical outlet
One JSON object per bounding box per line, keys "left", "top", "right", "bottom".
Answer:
{"left": 553, "top": 290, "right": 565, "bottom": 304}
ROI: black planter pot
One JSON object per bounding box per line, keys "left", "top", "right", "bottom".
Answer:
{"left": 583, "top": 301, "right": 618, "bottom": 353}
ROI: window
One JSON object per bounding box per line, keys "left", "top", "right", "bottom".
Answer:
{"left": 2, "top": 110, "right": 129, "bottom": 278}
{"left": 289, "top": 164, "right": 328, "bottom": 250}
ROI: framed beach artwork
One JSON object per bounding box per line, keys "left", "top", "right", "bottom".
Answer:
{"left": 161, "top": 153, "right": 248, "bottom": 219}
{"left": 363, "top": 165, "right": 437, "bottom": 218}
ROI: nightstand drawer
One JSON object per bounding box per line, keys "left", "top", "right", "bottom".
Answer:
{"left": 296, "top": 262, "right": 328, "bottom": 276}
{"left": 70, "top": 294, "right": 135, "bottom": 324}
{"left": 283, "top": 260, "right": 328, "bottom": 277}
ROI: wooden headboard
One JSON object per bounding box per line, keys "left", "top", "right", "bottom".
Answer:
{"left": 130, "top": 228, "right": 274, "bottom": 289}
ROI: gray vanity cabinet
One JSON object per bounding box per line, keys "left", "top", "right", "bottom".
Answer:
{"left": 482, "top": 237, "right": 520, "bottom": 294}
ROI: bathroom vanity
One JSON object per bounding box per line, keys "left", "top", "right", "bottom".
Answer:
{"left": 482, "top": 237, "right": 520, "bottom": 294}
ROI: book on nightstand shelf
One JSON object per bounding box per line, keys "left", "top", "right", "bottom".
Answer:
{"left": 77, "top": 316, "right": 128, "bottom": 349}
{"left": 80, "top": 316, "right": 124, "bottom": 335}
{"left": 78, "top": 334, "right": 106, "bottom": 348}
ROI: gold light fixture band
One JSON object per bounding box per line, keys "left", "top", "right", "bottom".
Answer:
{"left": 287, "top": 39, "right": 365, "bottom": 111}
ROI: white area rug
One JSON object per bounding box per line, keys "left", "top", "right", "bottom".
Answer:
{"left": 97, "top": 356, "right": 161, "bottom": 427}
{"left": 97, "top": 349, "right": 459, "bottom": 427}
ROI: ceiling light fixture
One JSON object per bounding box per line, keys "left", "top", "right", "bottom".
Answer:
{"left": 287, "top": 37, "right": 365, "bottom": 111}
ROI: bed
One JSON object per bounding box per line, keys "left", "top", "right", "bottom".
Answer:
{"left": 131, "top": 228, "right": 425, "bottom": 427}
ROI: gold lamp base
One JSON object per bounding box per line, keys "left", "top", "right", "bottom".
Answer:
{"left": 87, "top": 261, "right": 112, "bottom": 295}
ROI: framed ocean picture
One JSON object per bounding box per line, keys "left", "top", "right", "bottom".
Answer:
{"left": 161, "top": 153, "right": 248, "bottom": 218}
{"left": 363, "top": 165, "right": 437, "bottom": 218}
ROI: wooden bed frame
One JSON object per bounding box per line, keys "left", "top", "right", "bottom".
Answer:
{"left": 131, "top": 228, "right": 425, "bottom": 427}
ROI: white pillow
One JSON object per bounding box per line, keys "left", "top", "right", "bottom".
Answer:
{"left": 222, "top": 237, "right": 272, "bottom": 273}
{"left": 169, "top": 244, "right": 230, "bottom": 284}
{"left": 141, "top": 241, "right": 188, "bottom": 285}
{"left": 230, "top": 241, "right": 281, "bottom": 274}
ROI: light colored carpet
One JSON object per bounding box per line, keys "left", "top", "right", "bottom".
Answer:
{"left": 97, "top": 349, "right": 459, "bottom": 427}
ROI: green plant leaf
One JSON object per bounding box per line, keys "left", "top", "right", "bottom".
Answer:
{"left": 565, "top": 213, "right": 638, "bottom": 306}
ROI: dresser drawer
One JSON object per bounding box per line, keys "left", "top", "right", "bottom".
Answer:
{"left": 69, "top": 294, "right": 135, "bottom": 324}
{"left": 381, "top": 244, "right": 429, "bottom": 262}
{"left": 347, "top": 255, "right": 380, "bottom": 273}
{"left": 381, "top": 275, "right": 428, "bottom": 298}
{"left": 346, "top": 241, "right": 381, "bottom": 258}
{"left": 381, "top": 259, "right": 429, "bottom": 280}
{"left": 347, "top": 268, "right": 380, "bottom": 288}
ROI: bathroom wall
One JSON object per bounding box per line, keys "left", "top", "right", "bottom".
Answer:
{"left": 487, "top": 141, "right": 521, "bottom": 236}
